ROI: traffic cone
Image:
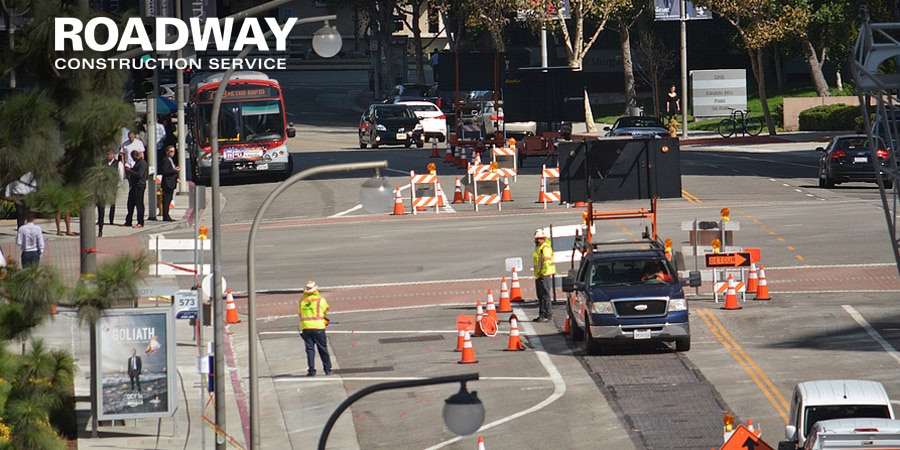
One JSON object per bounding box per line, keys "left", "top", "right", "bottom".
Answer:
{"left": 501, "top": 176, "right": 513, "bottom": 202}
{"left": 464, "top": 185, "right": 474, "bottom": 202}
{"left": 392, "top": 186, "right": 404, "bottom": 215}
{"left": 723, "top": 274, "right": 741, "bottom": 310}
{"left": 225, "top": 289, "right": 241, "bottom": 323}
{"left": 474, "top": 150, "right": 482, "bottom": 166}
{"left": 50, "top": 304, "right": 57, "bottom": 315}
{"left": 564, "top": 316, "right": 570, "bottom": 334}
{"left": 430, "top": 140, "right": 440, "bottom": 158}
{"left": 445, "top": 145, "right": 453, "bottom": 163}
{"left": 474, "top": 300, "right": 485, "bottom": 337}
{"left": 455, "top": 329, "right": 465, "bottom": 352}
{"left": 754, "top": 265, "right": 771, "bottom": 300}
{"left": 436, "top": 181, "right": 446, "bottom": 207}
{"left": 746, "top": 263, "right": 758, "bottom": 294}
{"left": 505, "top": 314, "right": 525, "bottom": 351}
{"left": 485, "top": 289, "right": 498, "bottom": 322}
{"left": 458, "top": 331, "right": 478, "bottom": 364}
{"left": 510, "top": 267, "right": 523, "bottom": 302}
{"left": 452, "top": 176, "right": 464, "bottom": 203}
{"left": 497, "top": 277, "right": 512, "bottom": 312}
{"left": 536, "top": 176, "right": 548, "bottom": 203}
{"left": 477, "top": 435, "right": 486, "bottom": 450}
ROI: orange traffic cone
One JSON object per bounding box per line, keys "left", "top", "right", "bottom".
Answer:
{"left": 510, "top": 267, "right": 523, "bottom": 302}
{"left": 464, "top": 186, "right": 474, "bottom": 202}
{"left": 392, "top": 186, "right": 404, "bottom": 215}
{"left": 445, "top": 145, "right": 453, "bottom": 163}
{"left": 474, "top": 150, "right": 482, "bottom": 166}
{"left": 458, "top": 331, "right": 478, "bottom": 364}
{"left": 477, "top": 435, "right": 486, "bottom": 450}
{"left": 485, "top": 289, "right": 498, "bottom": 322}
{"left": 746, "top": 263, "right": 758, "bottom": 294}
{"left": 564, "top": 316, "right": 570, "bottom": 334}
{"left": 497, "top": 277, "right": 512, "bottom": 312}
{"left": 536, "top": 176, "right": 548, "bottom": 203}
{"left": 430, "top": 140, "right": 440, "bottom": 158}
{"left": 50, "top": 304, "right": 57, "bottom": 315}
{"left": 474, "top": 300, "right": 485, "bottom": 337}
{"left": 754, "top": 265, "right": 771, "bottom": 300}
{"left": 723, "top": 274, "right": 740, "bottom": 310}
{"left": 436, "top": 181, "right": 446, "bottom": 208}
{"left": 501, "top": 176, "right": 513, "bottom": 202}
{"left": 226, "top": 289, "right": 241, "bottom": 323}
{"left": 505, "top": 315, "right": 525, "bottom": 351}
{"left": 452, "top": 176, "right": 464, "bottom": 203}
{"left": 455, "top": 329, "right": 465, "bottom": 352}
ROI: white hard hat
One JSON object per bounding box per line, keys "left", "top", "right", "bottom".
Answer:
{"left": 304, "top": 280, "right": 318, "bottom": 294}
{"left": 534, "top": 229, "right": 547, "bottom": 239}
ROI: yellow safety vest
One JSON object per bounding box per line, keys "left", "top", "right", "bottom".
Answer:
{"left": 299, "top": 293, "right": 329, "bottom": 330}
{"left": 533, "top": 241, "right": 556, "bottom": 277}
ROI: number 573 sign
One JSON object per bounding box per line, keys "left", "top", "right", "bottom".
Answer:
{"left": 175, "top": 290, "right": 199, "bottom": 319}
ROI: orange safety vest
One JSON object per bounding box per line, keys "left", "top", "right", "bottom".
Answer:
{"left": 299, "top": 293, "right": 329, "bottom": 330}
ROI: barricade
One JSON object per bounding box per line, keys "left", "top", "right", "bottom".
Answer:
{"left": 459, "top": 123, "right": 481, "bottom": 141}
{"left": 538, "top": 164, "right": 562, "bottom": 208}
{"left": 409, "top": 170, "right": 442, "bottom": 215}
{"left": 467, "top": 162, "right": 491, "bottom": 183}
{"left": 491, "top": 145, "right": 518, "bottom": 182}
{"left": 472, "top": 171, "right": 502, "bottom": 211}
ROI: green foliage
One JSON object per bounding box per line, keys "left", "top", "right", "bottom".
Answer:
{"left": 75, "top": 253, "right": 150, "bottom": 326}
{"left": 29, "top": 180, "right": 84, "bottom": 217}
{"left": 798, "top": 104, "right": 861, "bottom": 131}
{"left": 0, "top": 93, "right": 62, "bottom": 188}
{"left": 0, "top": 266, "right": 67, "bottom": 342}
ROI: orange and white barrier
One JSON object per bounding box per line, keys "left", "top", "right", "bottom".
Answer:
{"left": 409, "top": 170, "right": 442, "bottom": 215}
{"left": 538, "top": 164, "right": 561, "bottom": 208}
{"left": 472, "top": 171, "right": 502, "bottom": 211}
{"left": 491, "top": 145, "right": 518, "bottom": 181}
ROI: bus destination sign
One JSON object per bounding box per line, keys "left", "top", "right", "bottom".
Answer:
{"left": 199, "top": 86, "right": 279, "bottom": 102}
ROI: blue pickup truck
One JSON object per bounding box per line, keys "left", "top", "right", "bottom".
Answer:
{"left": 562, "top": 239, "right": 700, "bottom": 355}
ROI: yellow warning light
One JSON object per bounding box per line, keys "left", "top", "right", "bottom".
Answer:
{"left": 198, "top": 226, "right": 209, "bottom": 240}
{"left": 711, "top": 238, "right": 721, "bottom": 253}
{"left": 427, "top": 162, "right": 436, "bottom": 174}
{"left": 724, "top": 413, "right": 735, "bottom": 431}
{"left": 508, "top": 137, "right": 516, "bottom": 147}
{"left": 720, "top": 208, "right": 731, "bottom": 221}
{"left": 490, "top": 161, "right": 499, "bottom": 172}
{"left": 661, "top": 145, "right": 669, "bottom": 153}
{"left": 664, "top": 238, "right": 672, "bottom": 249}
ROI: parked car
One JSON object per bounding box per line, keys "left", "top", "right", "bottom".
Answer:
{"left": 385, "top": 83, "right": 442, "bottom": 109}
{"left": 817, "top": 134, "right": 892, "bottom": 189}
{"left": 358, "top": 104, "right": 424, "bottom": 149}
{"left": 604, "top": 116, "right": 670, "bottom": 138}
{"left": 398, "top": 101, "right": 447, "bottom": 143}
{"left": 134, "top": 84, "right": 177, "bottom": 114}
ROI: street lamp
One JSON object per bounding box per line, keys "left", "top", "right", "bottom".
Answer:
{"left": 317, "top": 373, "right": 485, "bottom": 449}
{"left": 312, "top": 22, "right": 342, "bottom": 58}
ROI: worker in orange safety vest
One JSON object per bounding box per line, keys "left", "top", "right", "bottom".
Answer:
{"left": 299, "top": 280, "right": 332, "bottom": 376}
{"left": 532, "top": 229, "right": 556, "bottom": 322}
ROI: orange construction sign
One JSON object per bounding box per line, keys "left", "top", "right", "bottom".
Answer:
{"left": 705, "top": 252, "right": 751, "bottom": 268}
{"left": 720, "top": 424, "right": 773, "bottom": 450}
{"left": 457, "top": 314, "right": 476, "bottom": 332}
{"left": 479, "top": 315, "right": 498, "bottom": 337}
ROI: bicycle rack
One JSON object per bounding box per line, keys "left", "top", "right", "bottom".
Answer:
{"left": 850, "top": 7, "right": 900, "bottom": 277}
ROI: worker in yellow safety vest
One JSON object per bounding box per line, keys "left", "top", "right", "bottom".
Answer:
{"left": 532, "top": 229, "right": 556, "bottom": 322}
{"left": 299, "top": 280, "right": 332, "bottom": 376}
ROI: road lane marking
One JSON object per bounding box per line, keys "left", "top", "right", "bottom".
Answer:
{"left": 842, "top": 305, "right": 900, "bottom": 366}
{"left": 681, "top": 190, "right": 702, "bottom": 203}
{"left": 272, "top": 376, "right": 552, "bottom": 383}
{"left": 695, "top": 308, "right": 790, "bottom": 421}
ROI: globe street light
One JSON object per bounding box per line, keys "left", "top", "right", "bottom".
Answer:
{"left": 312, "top": 22, "right": 342, "bottom": 58}
{"left": 317, "top": 373, "right": 484, "bottom": 449}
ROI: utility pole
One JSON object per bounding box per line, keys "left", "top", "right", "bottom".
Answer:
{"left": 680, "top": 0, "right": 689, "bottom": 138}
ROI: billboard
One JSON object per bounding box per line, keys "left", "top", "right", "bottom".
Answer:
{"left": 691, "top": 69, "right": 747, "bottom": 118}
{"left": 654, "top": 0, "right": 712, "bottom": 21}
{"left": 95, "top": 307, "right": 176, "bottom": 420}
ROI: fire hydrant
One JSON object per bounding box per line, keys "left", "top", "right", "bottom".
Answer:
{"left": 668, "top": 117, "right": 680, "bottom": 137}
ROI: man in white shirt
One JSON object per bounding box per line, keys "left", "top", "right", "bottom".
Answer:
{"left": 16, "top": 214, "right": 44, "bottom": 268}
{"left": 5, "top": 172, "right": 36, "bottom": 229}
{"left": 121, "top": 131, "right": 145, "bottom": 169}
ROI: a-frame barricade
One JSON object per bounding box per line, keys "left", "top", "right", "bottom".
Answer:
{"left": 410, "top": 170, "right": 443, "bottom": 214}
{"left": 473, "top": 171, "right": 502, "bottom": 211}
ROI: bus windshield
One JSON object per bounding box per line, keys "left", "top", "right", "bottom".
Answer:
{"left": 197, "top": 100, "right": 284, "bottom": 144}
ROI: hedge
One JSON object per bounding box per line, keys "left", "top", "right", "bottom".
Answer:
{"left": 798, "top": 104, "right": 862, "bottom": 131}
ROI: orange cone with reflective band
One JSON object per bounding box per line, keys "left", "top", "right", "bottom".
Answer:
{"left": 505, "top": 315, "right": 525, "bottom": 351}
{"left": 536, "top": 176, "right": 547, "bottom": 202}
{"left": 458, "top": 331, "right": 478, "bottom": 364}
{"left": 510, "top": 267, "right": 523, "bottom": 302}
{"left": 445, "top": 145, "right": 453, "bottom": 163}
{"left": 485, "top": 289, "right": 498, "bottom": 322}
{"left": 746, "top": 263, "right": 758, "bottom": 294}
{"left": 497, "top": 277, "right": 512, "bottom": 313}
{"left": 430, "top": 140, "right": 440, "bottom": 158}
{"left": 226, "top": 289, "right": 241, "bottom": 323}
{"left": 501, "top": 176, "right": 513, "bottom": 202}
{"left": 436, "top": 181, "right": 446, "bottom": 207}
{"left": 564, "top": 316, "right": 570, "bottom": 334}
{"left": 453, "top": 176, "right": 464, "bottom": 203}
{"left": 723, "top": 274, "right": 740, "bottom": 310}
{"left": 455, "top": 329, "right": 465, "bottom": 352}
{"left": 477, "top": 435, "right": 486, "bottom": 450}
{"left": 464, "top": 185, "right": 474, "bottom": 202}
{"left": 754, "top": 265, "right": 771, "bottom": 300}
{"left": 392, "top": 186, "right": 404, "bottom": 215}
{"left": 474, "top": 300, "right": 485, "bottom": 337}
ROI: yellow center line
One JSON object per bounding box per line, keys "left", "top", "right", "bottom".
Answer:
{"left": 681, "top": 189, "right": 702, "bottom": 203}
{"left": 695, "top": 308, "right": 790, "bottom": 421}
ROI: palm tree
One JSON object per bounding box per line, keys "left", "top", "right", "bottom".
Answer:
{"left": 0, "top": 266, "right": 67, "bottom": 344}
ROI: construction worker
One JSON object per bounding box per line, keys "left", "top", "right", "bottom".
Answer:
{"left": 299, "top": 280, "right": 332, "bottom": 376}
{"left": 532, "top": 229, "right": 556, "bottom": 322}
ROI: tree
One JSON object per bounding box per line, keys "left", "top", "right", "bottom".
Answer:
{"left": 431, "top": 0, "right": 519, "bottom": 52}
{"left": 634, "top": 30, "right": 676, "bottom": 118}
{"left": 611, "top": 0, "right": 648, "bottom": 115}
{"left": 397, "top": 0, "right": 430, "bottom": 83}
{"left": 693, "top": 0, "right": 811, "bottom": 135}
{"left": 0, "top": 266, "right": 67, "bottom": 344}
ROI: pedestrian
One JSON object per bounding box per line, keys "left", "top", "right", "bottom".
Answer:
{"left": 98, "top": 149, "right": 124, "bottom": 237}
{"left": 160, "top": 145, "right": 179, "bottom": 222}
{"left": 4, "top": 172, "right": 37, "bottom": 230}
{"left": 298, "top": 280, "right": 332, "bottom": 377}
{"left": 124, "top": 150, "right": 147, "bottom": 228}
{"left": 17, "top": 213, "right": 45, "bottom": 268}
{"left": 430, "top": 48, "right": 440, "bottom": 83}
{"left": 665, "top": 85, "right": 680, "bottom": 121}
{"left": 121, "top": 131, "right": 145, "bottom": 169}
{"left": 532, "top": 229, "right": 556, "bottom": 322}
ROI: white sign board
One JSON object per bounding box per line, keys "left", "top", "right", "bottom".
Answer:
{"left": 505, "top": 257, "right": 523, "bottom": 273}
{"left": 690, "top": 69, "right": 747, "bottom": 118}
{"left": 174, "top": 290, "right": 199, "bottom": 319}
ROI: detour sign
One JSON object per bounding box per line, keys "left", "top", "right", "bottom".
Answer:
{"left": 457, "top": 314, "right": 476, "bottom": 332}
{"left": 705, "top": 252, "right": 751, "bottom": 268}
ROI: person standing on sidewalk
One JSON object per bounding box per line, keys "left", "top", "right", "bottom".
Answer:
{"left": 17, "top": 214, "right": 45, "bottom": 268}
{"left": 299, "top": 281, "right": 332, "bottom": 377}
{"left": 124, "top": 150, "right": 147, "bottom": 228}
{"left": 98, "top": 149, "right": 125, "bottom": 237}
{"left": 5, "top": 172, "right": 36, "bottom": 230}
{"left": 160, "top": 145, "right": 179, "bottom": 222}
{"left": 532, "top": 229, "right": 556, "bottom": 322}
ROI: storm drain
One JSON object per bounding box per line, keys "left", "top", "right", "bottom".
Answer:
{"left": 378, "top": 335, "right": 445, "bottom": 344}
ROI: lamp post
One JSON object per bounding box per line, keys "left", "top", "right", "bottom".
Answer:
{"left": 208, "top": 14, "right": 342, "bottom": 449}
{"left": 317, "top": 373, "right": 485, "bottom": 449}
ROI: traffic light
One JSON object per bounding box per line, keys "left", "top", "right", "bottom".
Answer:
{"left": 427, "top": 8, "right": 439, "bottom": 33}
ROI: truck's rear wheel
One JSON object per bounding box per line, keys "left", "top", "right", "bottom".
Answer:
{"left": 674, "top": 337, "right": 691, "bottom": 352}
{"left": 584, "top": 314, "right": 602, "bottom": 355}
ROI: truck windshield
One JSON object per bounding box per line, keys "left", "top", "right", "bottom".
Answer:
{"left": 804, "top": 405, "right": 892, "bottom": 439}
{"left": 590, "top": 258, "right": 673, "bottom": 287}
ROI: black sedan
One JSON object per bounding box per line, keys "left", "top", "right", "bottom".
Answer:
{"left": 358, "top": 104, "right": 424, "bottom": 149}
{"left": 603, "top": 116, "right": 671, "bottom": 138}
{"left": 817, "top": 134, "right": 893, "bottom": 189}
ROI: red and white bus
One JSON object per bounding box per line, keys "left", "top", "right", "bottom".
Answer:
{"left": 188, "top": 71, "right": 294, "bottom": 184}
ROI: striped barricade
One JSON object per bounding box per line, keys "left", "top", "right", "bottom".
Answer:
{"left": 713, "top": 270, "right": 747, "bottom": 303}
{"left": 459, "top": 123, "right": 481, "bottom": 141}
{"left": 491, "top": 146, "right": 518, "bottom": 181}
{"left": 473, "top": 171, "right": 502, "bottom": 212}
{"left": 410, "top": 171, "right": 443, "bottom": 215}
{"left": 467, "top": 163, "right": 491, "bottom": 183}
{"left": 538, "top": 164, "right": 562, "bottom": 208}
